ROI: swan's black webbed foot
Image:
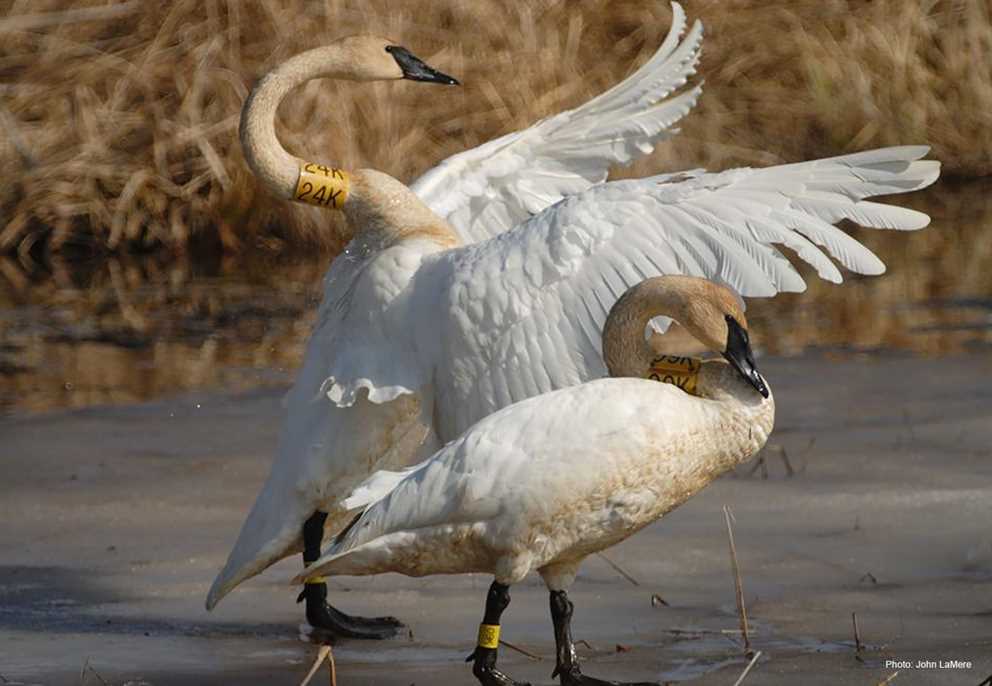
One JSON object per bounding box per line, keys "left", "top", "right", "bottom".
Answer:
{"left": 299, "top": 510, "right": 402, "bottom": 640}
{"left": 550, "top": 590, "right": 658, "bottom": 686}
{"left": 556, "top": 668, "right": 657, "bottom": 686}
{"left": 467, "top": 581, "right": 530, "bottom": 686}
{"left": 467, "top": 648, "right": 532, "bottom": 686}
{"left": 327, "top": 604, "right": 403, "bottom": 630}
{"left": 299, "top": 582, "right": 402, "bottom": 640}
{"left": 474, "top": 666, "right": 531, "bottom": 686}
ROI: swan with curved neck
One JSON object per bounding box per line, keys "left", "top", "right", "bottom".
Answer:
{"left": 240, "top": 35, "right": 460, "bottom": 246}
{"left": 208, "top": 36, "right": 461, "bottom": 639}
{"left": 603, "top": 274, "right": 769, "bottom": 397}
{"left": 298, "top": 275, "right": 774, "bottom": 686}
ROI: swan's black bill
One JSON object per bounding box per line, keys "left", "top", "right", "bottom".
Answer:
{"left": 722, "top": 315, "right": 769, "bottom": 398}
{"left": 386, "top": 45, "right": 459, "bottom": 85}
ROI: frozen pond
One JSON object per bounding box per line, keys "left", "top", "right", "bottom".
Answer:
{"left": 2, "top": 356, "right": 991, "bottom": 685}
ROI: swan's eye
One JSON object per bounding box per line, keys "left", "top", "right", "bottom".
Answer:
{"left": 725, "top": 314, "right": 748, "bottom": 343}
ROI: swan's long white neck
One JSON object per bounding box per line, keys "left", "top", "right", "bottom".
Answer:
{"left": 240, "top": 45, "right": 459, "bottom": 248}
{"left": 240, "top": 47, "right": 355, "bottom": 201}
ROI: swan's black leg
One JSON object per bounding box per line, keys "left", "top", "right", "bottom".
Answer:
{"left": 550, "top": 590, "right": 656, "bottom": 686}
{"left": 466, "top": 581, "right": 531, "bottom": 686}
{"left": 299, "top": 510, "right": 402, "bottom": 640}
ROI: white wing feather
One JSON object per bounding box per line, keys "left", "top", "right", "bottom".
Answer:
{"left": 411, "top": 2, "right": 703, "bottom": 244}
{"left": 425, "top": 146, "right": 939, "bottom": 439}
{"left": 339, "top": 462, "right": 429, "bottom": 512}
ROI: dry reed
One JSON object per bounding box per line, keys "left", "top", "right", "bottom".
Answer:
{"left": 596, "top": 551, "right": 641, "bottom": 586}
{"left": 730, "top": 650, "right": 762, "bottom": 686}
{"left": 723, "top": 505, "right": 751, "bottom": 655}
{"left": 852, "top": 611, "right": 864, "bottom": 654}
{"left": 0, "top": 0, "right": 988, "bottom": 259}
{"left": 299, "top": 644, "right": 336, "bottom": 686}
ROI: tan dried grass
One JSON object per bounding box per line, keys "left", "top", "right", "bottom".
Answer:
{"left": 0, "top": 0, "right": 987, "bottom": 258}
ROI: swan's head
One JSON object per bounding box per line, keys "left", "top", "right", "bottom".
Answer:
{"left": 676, "top": 280, "right": 768, "bottom": 399}
{"left": 603, "top": 276, "right": 768, "bottom": 398}
{"left": 333, "top": 35, "right": 459, "bottom": 85}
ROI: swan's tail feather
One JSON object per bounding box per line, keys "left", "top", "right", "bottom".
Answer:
{"left": 206, "top": 493, "right": 362, "bottom": 610}
{"left": 205, "top": 487, "right": 310, "bottom": 610}
{"left": 205, "top": 524, "right": 301, "bottom": 611}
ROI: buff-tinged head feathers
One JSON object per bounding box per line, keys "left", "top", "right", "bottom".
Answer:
{"left": 603, "top": 276, "right": 750, "bottom": 378}
{"left": 674, "top": 279, "right": 748, "bottom": 354}
{"left": 650, "top": 277, "right": 767, "bottom": 398}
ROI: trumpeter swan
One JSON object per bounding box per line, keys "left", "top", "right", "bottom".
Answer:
{"left": 208, "top": 34, "right": 461, "bottom": 639}
{"left": 297, "top": 275, "right": 774, "bottom": 686}
{"left": 207, "top": 4, "right": 939, "bottom": 638}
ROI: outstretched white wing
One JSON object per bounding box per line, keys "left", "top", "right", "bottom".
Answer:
{"left": 411, "top": 2, "right": 703, "bottom": 244}
{"left": 426, "top": 146, "right": 939, "bottom": 439}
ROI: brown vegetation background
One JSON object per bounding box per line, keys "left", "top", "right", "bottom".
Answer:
{"left": 1, "top": 0, "right": 989, "bottom": 259}
{"left": 2, "top": 0, "right": 991, "bottom": 413}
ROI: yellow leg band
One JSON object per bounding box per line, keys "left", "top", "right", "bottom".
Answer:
{"left": 305, "top": 576, "right": 327, "bottom": 585}
{"left": 477, "top": 623, "right": 500, "bottom": 649}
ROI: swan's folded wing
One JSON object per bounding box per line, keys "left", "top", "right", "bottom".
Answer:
{"left": 299, "top": 384, "right": 602, "bottom": 576}
{"left": 311, "top": 426, "right": 520, "bottom": 569}
{"left": 429, "top": 146, "right": 939, "bottom": 438}
{"left": 410, "top": 2, "right": 702, "bottom": 245}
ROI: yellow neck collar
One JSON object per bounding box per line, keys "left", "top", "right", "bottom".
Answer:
{"left": 647, "top": 355, "right": 702, "bottom": 396}
{"left": 294, "top": 161, "right": 350, "bottom": 209}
